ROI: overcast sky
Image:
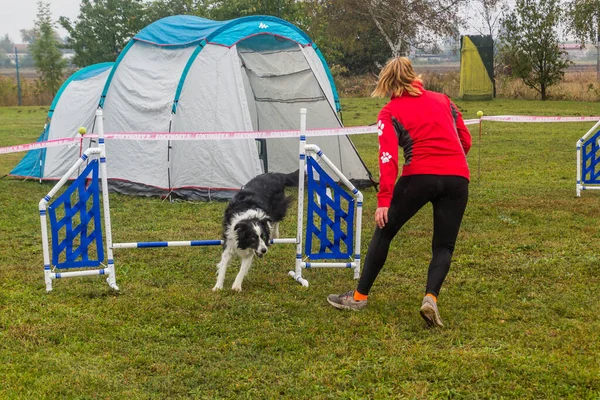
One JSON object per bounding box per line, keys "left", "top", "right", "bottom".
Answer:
{"left": 0, "top": 0, "right": 81, "bottom": 43}
{"left": 1, "top": 0, "right": 556, "bottom": 46}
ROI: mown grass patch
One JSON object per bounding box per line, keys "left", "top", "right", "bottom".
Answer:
{"left": 0, "top": 100, "right": 599, "bottom": 399}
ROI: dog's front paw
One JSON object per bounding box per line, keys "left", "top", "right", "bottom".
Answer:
{"left": 231, "top": 284, "right": 243, "bottom": 292}
{"left": 212, "top": 284, "right": 223, "bottom": 291}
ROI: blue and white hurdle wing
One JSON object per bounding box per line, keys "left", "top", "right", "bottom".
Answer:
{"left": 39, "top": 109, "right": 118, "bottom": 292}
{"left": 39, "top": 148, "right": 116, "bottom": 291}
{"left": 576, "top": 119, "right": 600, "bottom": 196}
{"left": 305, "top": 155, "right": 355, "bottom": 260}
{"left": 289, "top": 108, "right": 363, "bottom": 286}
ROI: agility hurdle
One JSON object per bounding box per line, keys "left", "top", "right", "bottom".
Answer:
{"left": 39, "top": 108, "right": 362, "bottom": 290}
{"left": 289, "top": 110, "right": 363, "bottom": 286}
{"left": 39, "top": 110, "right": 118, "bottom": 292}
{"left": 576, "top": 119, "right": 600, "bottom": 196}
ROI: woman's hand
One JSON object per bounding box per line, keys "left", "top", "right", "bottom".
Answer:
{"left": 375, "top": 207, "right": 389, "bottom": 229}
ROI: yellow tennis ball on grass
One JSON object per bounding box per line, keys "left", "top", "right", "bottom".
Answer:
{"left": 78, "top": 127, "right": 87, "bottom": 135}
{"left": 476, "top": 110, "right": 484, "bottom": 118}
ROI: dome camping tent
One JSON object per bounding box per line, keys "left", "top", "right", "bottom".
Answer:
{"left": 11, "top": 15, "right": 372, "bottom": 200}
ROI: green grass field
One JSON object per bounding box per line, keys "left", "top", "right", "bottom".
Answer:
{"left": 1, "top": 99, "right": 599, "bottom": 399}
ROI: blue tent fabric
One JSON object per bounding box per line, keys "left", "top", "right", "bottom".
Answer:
{"left": 71, "top": 62, "right": 113, "bottom": 81}
{"left": 10, "top": 132, "right": 45, "bottom": 178}
{"left": 134, "top": 15, "right": 311, "bottom": 47}
{"left": 134, "top": 15, "right": 225, "bottom": 46}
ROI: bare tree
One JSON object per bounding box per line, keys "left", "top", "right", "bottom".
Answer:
{"left": 341, "top": 0, "right": 466, "bottom": 57}
{"left": 467, "top": 0, "right": 509, "bottom": 37}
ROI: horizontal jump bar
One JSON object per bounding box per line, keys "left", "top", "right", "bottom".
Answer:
{"left": 302, "top": 262, "right": 358, "bottom": 268}
{"left": 52, "top": 269, "right": 106, "bottom": 279}
{"left": 112, "top": 238, "right": 297, "bottom": 249}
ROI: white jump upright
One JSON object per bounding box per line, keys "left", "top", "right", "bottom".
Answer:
{"left": 576, "top": 119, "right": 600, "bottom": 196}
{"left": 39, "top": 108, "right": 362, "bottom": 291}
{"left": 291, "top": 109, "right": 309, "bottom": 287}
{"left": 39, "top": 109, "right": 118, "bottom": 291}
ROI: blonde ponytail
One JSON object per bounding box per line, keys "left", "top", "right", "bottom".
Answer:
{"left": 371, "top": 57, "right": 422, "bottom": 98}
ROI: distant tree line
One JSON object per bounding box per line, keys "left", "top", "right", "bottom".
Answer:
{"left": 2, "top": 0, "right": 599, "bottom": 102}
{"left": 57, "top": 0, "right": 469, "bottom": 74}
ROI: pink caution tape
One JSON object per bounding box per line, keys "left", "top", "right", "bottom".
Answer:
{"left": 482, "top": 115, "right": 600, "bottom": 123}
{"left": 0, "top": 126, "right": 377, "bottom": 155}
{"left": 1, "top": 115, "right": 599, "bottom": 155}
{"left": 0, "top": 137, "right": 83, "bottom": 155}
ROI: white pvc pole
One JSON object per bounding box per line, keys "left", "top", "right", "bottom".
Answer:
{"left": 578, "top": 119, "right": 600, "bottom": 142}
{"left": 40, "top": 150, "right": 99, "bottom": 202}
{"left": 39, "top": 210, "right": 52, "bottom": 291}
{"left": 578, "top": 186, "right": 600, "bottom": 190}
{"left": 289, "top": 108, "right": 309, "bottom": 287}
{"left": 52, "top": 269, "right": 107, "bottom": 279}
{"left": 272, "top": 238, "right": 298, "bottom": 245}
{"left": 111, "top": 238, "right": 297, "bottom": 249}
{"left": 577, "top": 140, "right": 582, "bottom": 197}
{"left": 302, "top": 262, "right": 358, "bottom": 268}
{"left": 353, "top": 196, "right": 363, "bottom": 280}
{"left": 96, "top": 109, "right": 118, "bottom": 290}
{"left": 305, "top": 145, "right": 354, "bottom": 190}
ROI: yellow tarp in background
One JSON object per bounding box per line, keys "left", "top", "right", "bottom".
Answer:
{"left": 459, "top": 35, "right": 494, "bottom": 100}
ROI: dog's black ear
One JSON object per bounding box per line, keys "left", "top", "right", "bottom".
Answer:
{"left": 234, "top": 221, "right": 248, "bottom": 234}
{"left": 234, "top": 221, "right": 254, "bottom": 250}
{"left": 258, "top": 219, "right": 272, "bottom": 244}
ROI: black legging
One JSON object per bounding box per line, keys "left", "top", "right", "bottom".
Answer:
{"left": 357, "top": 174, "right": 469, "bottom": 297}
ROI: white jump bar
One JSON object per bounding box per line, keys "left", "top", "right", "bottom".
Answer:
{"left": 112, "top": 238, "right": 298, "bottom": 249}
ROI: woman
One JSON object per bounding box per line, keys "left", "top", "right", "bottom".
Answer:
{"left": 327, "top": 57, "right": 471, "bottom": 327}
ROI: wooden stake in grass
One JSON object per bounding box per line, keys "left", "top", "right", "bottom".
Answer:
{"left": 477, "top": 110, "right": 483, "bottom": 183}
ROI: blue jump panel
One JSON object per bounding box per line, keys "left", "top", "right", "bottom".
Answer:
{"left": 582, "top": 130, "right": 600, "bottom": 184}
{"left": 48, "top": 160, "right": 104, "bottom": 269}
{"left": 305, "top": 156, "right": 354, "bottom": 260}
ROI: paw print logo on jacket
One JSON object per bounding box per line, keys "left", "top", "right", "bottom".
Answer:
{"left": 377, "top": 120, "right": 385, "bottom": 136}
{"left": 381, "top": 152, "right": 392, "bottom": 163}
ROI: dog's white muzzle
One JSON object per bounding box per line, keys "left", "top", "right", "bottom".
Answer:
{"left": 256, "top": 240, "right": 268, "bottom": 258}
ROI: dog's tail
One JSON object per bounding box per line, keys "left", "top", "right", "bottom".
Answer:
{"left": 280, "top": 169, "right": 300, "bottom": 187}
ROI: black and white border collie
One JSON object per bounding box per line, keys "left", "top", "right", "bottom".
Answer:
{"left": 213, "top": 171, "right": 298, "bottom": 292}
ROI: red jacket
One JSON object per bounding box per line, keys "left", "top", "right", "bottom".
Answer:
{"left": 377, "top": 82, "right": 471, "bottom": 207}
